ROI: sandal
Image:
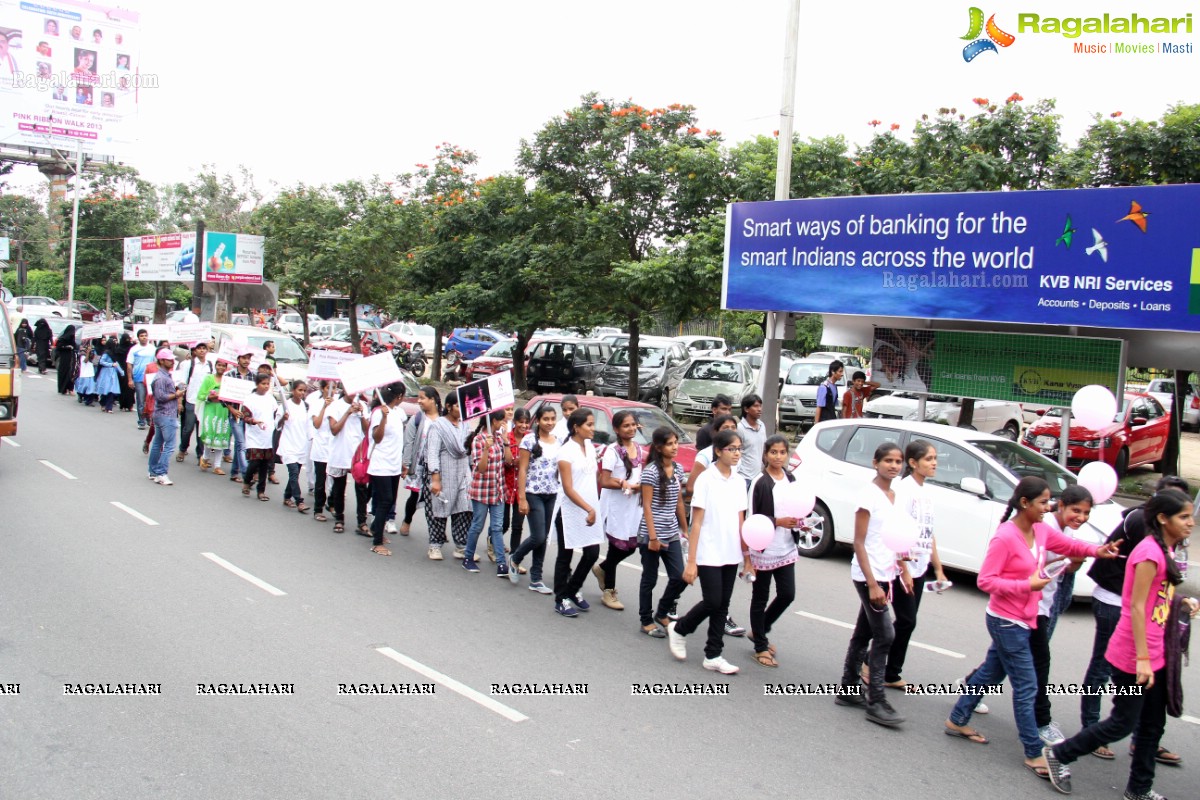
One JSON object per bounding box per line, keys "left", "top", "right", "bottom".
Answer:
{"left": 357, "top": 524, "right": 370, "bottom": 534}
{"left": 747, "top": 632, "right": 777, "bottom": 656}
{"left": 1131, "top": 744, "right": 1182, "bottom": 766}
{"left": 283, "top": 499, "right": 297, "bottom": 509}
{"left": 1091, "top": 746, "right": 1115, "bottom": 760}
{"left": 371, "top": 545, "right": 391, "bottom": 556}
{"left": 296, "top": 503, "right": 309, "bottom": 514}
{"left": 944, "top": 724, "right": 989, "bottom": 745}
{"left": 199, "top": 458, "right": 211, "bottom": 471}
{"left": 242, "top": 486, "right": 251, "bottom": 497}
{"left": 333, "top": 522, "right": 345, "bottom": 533}
{"left": 268, "top": 475, "right": 280, "bottom": 485}
{"left": 1024, "top": 762, "right": 1050, "bottom": 780}
{"left": 754, "top": 651, "right": 779, "bottom": 668}
{"left": 642, "top": 624, "right": 667, "bottom": 639}
{"left": 314, "top": 513, "right": 328, "bottom": 522}
{"left": 231, "top": 475, "right": 243, "bottom": 484}
{"left": 258, "top": 494, "right": 270, "bottom": 502}
{"left": 213, "top": 468, "right": 226, "bottom": 476}
{"left": 175, "top": 453, "right": 186, "bottom": 463}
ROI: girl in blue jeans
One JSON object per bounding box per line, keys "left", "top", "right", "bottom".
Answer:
{"left": 509, "top": 405, "right": 559, "bottom": 594}
{"left": 636, "top": 426, "right": 689, "bottom": 638}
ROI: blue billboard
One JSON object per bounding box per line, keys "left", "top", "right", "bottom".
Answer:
{"left": 722, "top": 184, "right": 1200, "bottom": 333}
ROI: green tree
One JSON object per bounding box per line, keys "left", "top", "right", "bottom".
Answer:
{"left": 1056, "top": 103, "right": 1200, "bottom": 187}
{"left": 161, "top": 165, "right": 263, "bottom": 233}
{"left": 0, "top": 194, "right": 55, "bottom": 283}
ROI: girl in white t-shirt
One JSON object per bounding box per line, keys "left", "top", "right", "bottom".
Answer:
{"left": 684, "top": 413, "right": 737, "bottom": 505}
{"left": 884, "top": 439, "right": 949, "bottom": 688}
{"left": 240, "top": 374, "right": 281, "bottom": 501}
{"left": 665, "top": 428, "right": 749, "bottom": 675}
{"left": 593, "top": 410, "right": 644, "bottom": 610}
{"left": 746, "top": 435, "right": 801, "bottom": 668}
{"left": 552, "top": 409, "right": 601, "bottom": 617}
{"left": 366, "top": 382, "right": 407, "bottom": 556}
{"left": 837, "top": 441, "right": 907, "bottom": 726}
{"left": 307, "top": 381, "right": 338, "bottom": 522}
{"left": 277, "top": 380, "right": 314, "bottom": 513}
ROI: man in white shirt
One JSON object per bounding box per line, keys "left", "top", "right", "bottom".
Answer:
{"left": 126, "top": 329, "right": 158, "bottom": 429}
{"left": 175, "top": 342, "right": 214, "bottom": 465}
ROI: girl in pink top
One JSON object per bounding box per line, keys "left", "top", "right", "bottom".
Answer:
{"left": 1044, "top": 488, "right": 1199, "bottom": 799}
{"left": 945, "top": 477, "right": 1119, "bottom": 780}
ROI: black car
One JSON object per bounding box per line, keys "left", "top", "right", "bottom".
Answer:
{"left": 525, "top": 338, "right": 611, "bottom": 394}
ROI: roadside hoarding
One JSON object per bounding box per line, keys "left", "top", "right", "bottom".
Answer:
{"left": 0, "top": 0, "right": 141, "bottom": 157}
{"left": 723, "top": 184, "right": 1200, "bottom": 334}
{"left": 871, "top": 327, "right": 1122, "bottom": 406}
{"left": 123, "top": 233, "right": 195, "bottom": 282}
{"left": 203, "top": 232, "right": 264, "bottom": 285}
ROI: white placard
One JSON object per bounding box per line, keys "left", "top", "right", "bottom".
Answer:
{"left": 80, "top": 323, "right": 101, "bottom": 340}
{"left": 215, "top": 342, "right": 241, "bottom": 364}
{"left": 145, "top": 324, "right": 171, "bottom": 343}
{"left": 336, "top": 351, "right": 403, "bottom": 396}
{"left": 98, "top": 320, "right": 125, "bottom": 337}
{"left": 307, "top": 349, "right": 362, "bottom": 380}
{"left": 168, "top": 322, "right": 212, "bottom": 345}
{"left": 457, "top": 370, "right": 516, "bottom": 422}
{"left": 248, "top": 348, "right": 270, "bottom": 372}
{"left": 217, "top": 376, "right": 255, "bottom": 404}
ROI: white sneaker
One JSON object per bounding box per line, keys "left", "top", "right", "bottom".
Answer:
{"left": 702, "top": 655, "right": 740, "bottom": 675}
{"left": 427, "top": 547, "right": 444, "bottom": 561}
{"left": 148, "top": 473, "right": 156, "bottom": 480}
{"left": 666, "top": 621, "right": 687, "bottom": 661}
{"left": 155, "top": 475, "right": 174, "bottom": 486}
{"left": 452, "top": 547, "right": 465, "bottom": 559}
{"left": 384, "top": 520, "right": 397, "bottom": 535}
{"left": 1039, "top": 722, "right": 1066, "bottom": 745}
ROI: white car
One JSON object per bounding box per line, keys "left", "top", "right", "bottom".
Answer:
{"left": 7, "top": 295, "right": 80, "bottom": 321}
{"left": 731, "top": 351, "right": 795, "bottom": 387}
{"left": 789, "top": 419, "right": 1123, "bottom": 598}
{"left": 808, "top": 351, "right": 867, "bottom": 374}
{"left": 864, "top": 392, "right": 1023, "bottom": 440}
{"left": 674, "top": 335, "right": 728, "bottom": 358}
{"left": 778, "top": 358, "right": 848, "bottom": 429}
{"left": 277, "top": 312, "right": 323, "bottom": 335}
{"left": 386, "top": 321, "right": 435, "bottom": 354}
{"left": 1145, "top": 378, "right": 1199, "bottom": 431}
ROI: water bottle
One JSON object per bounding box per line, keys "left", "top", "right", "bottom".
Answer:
{"left": 1173, "top": 541, "right": 1189, "bottom": 580}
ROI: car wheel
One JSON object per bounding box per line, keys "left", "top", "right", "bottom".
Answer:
{"left": 657, "top": 390, "right": 670, "bottom": 411}
{"left": 796, "top": 501, "right": 835, "bottom": 558}
{"left": 998, "top": 422, "right": 1020, "bottom": 442}
{"left": 410, "top": 359, "right": 425, "bottom": 378}
{"left": 1114, "top": 447, "right": 1129, "bottom": 478}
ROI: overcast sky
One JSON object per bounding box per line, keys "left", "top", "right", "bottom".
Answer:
{"left": 5, "top": 0, "right": 1197, "bottom": 199}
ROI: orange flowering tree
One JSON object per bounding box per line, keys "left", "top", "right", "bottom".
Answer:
{"left": 518, "top": 93, "right": 729, "bottom": 398}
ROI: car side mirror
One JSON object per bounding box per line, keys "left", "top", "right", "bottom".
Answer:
{"left": 960, "top": 477, "right": 987, "bottom": 496}
{"left": 1036, "top": 408, "right": 1047, "bottom": 416}
{"left": 1131, "top": 417, "right": 1148, "bottom": 427}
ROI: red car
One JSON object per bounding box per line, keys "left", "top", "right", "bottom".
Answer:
{"left": 1021, "top": 391, "right": 1170, "bottom": 476}
{"left": 470, "top": 338, "right": 549, "bottom": 381}
{"left": 309, "top": 327, "right": 401, "bottom": 355}
{"left": 523, "top": 393, "right": 696, "bottom": 472}
{"left": 62, "top": 300, "right": 102, "bottom": 322}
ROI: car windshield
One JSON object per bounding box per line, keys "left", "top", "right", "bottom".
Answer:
{"left": 786, "top": 363, "right": 828, "bottom": 386}
{"left": 532, "top": 341, "right": 576, "bottom": 360}
{"left": 610, "top": 346, "right": 667, "bottom": 368}
{"left": 1042, "top": 404, "right": 1127, "bottom": 424}
{"left": 970, "top": 439, "right": 1077, "bottom": 496}
{"left": 247, "top": 336, "right": 307, "bottom": 363}
{"left": 616, "top": 405, "right": 693, "bottom": 445}
{"left": 684, "top": 360, "right": 741, "bottom": 382}
{"left": 483, "top": 341, "right": 515, "bottom": 358}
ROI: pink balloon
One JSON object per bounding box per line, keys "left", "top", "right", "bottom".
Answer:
{"left": 880, "top": 512, "right": 920, "bottom": 555}
{"left": 1077, "top": 461, "right": 1118, "bottom": 505}
{"left": 774, "top": 482, "right": 816, "bottom": 519}
{"left": 742, "top": 513, "right": 775, "bottom": 550}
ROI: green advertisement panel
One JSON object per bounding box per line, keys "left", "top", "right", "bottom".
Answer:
{"left": 871, "top": 328, "right": 1122, "bottom": 407}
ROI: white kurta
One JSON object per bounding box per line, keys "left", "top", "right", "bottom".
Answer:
{"left": 555, "top": 439, "right": 602, "bottom": 549}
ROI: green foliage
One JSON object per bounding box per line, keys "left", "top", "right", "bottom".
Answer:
{"left": 19, "top": 269, "right": 64, "bottom": 298}
{"left": 1057, "top": 103, "right": 1200, "bottom": 187}
{"left": 161, "top": 165, "right": 262, "bottom": 233}
{"left": 0, "top": 194, "right": 55, "bottom": 272}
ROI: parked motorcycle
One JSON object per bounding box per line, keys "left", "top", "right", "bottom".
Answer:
{"left": 394, "top": 341, "right": 425, "bottom": 377}
{"left": 442, "top": 348, "right": 469, "bottom": 383}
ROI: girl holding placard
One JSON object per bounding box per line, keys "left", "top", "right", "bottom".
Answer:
{"left": 945, "top": 476, "right": 1119, "bottom": 780}
{"left": 241, "top": 374, "right": 281, "bottom": 501}
{"left": 427, "top": 393, "right": 473, "bottom": 559}
{"left": 278, "top": 380, "right": 314, "bottom": 514}
{"left": 196, "top": 359, "right": 231, "bottom": 475}
{"left": 593, "top": 410, "right": 644, "bottom": 610}
{"left": 836, "top": 442, "right": 906, "bottom": 726}
{"left": 746, "top": 435, "right": 801, "bottom": 668}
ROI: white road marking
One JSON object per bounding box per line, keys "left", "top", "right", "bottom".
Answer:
{"left": 111, "top": 501, "right": 159, "bottom": 526}
{"left": 1181, "top": 714, "right": 1200, "bottom": 726}
{"left": 617, "top": 561, "right": 668, "bottom": 578}
{"left": 4, "top": 439, "right": 20, "bottom": 447}
{"left": 376, "top": 646, "right": 528, "bottom": 723}
{"left": 38, "top": 459, "right": 76, "bottom": 480}
{"left": 795, "top": 610, "right": 965, "bottom": 658}
{"left": 24, "top": 374, "right": 42, "bottom": 379}
{"left": 201, "top": 552, "right": 286, "bottom": 596}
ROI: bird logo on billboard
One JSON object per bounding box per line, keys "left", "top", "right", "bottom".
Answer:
{"left": 1055, "top": 215, "right": 1077, "bottom": 249}
{"left": 1117, "top": 201, "right": 1150, "bottom": 233}
{"left": 1085, "top": 229, "right": 1109, "bottom": 263}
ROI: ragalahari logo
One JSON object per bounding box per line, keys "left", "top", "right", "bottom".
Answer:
{"left": 962, "top": 7, "right": 1016, "bottom": 61}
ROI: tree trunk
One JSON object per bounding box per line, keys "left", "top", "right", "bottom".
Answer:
{"left": 512, "top": 328, "right": 532, "bottom": 391}
{"left": 153, "top": 281, "right": 166, "bottom": 324}
{"left": 299, "top": 293, "right": 310, "bottom": 346}
{"left": 347, "top": 288, "right": 359, "bottom": 347}
{"left": 958, "top": 398, "right": 976, "bottom": 429}
{"left": 1160, "top": 369, "right": 1186, "bottom": 477}
{"left": 104, "top": 279, "right": 111, "bottom": 315}
{"left": 626, "top": 316, "right": 640, "bottom": 401}
{"left": 431, "top": 325, "right": 444, "bottom": 381}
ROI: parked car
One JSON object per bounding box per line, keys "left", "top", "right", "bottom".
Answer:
{"left": 790, "top": 419, "right": 1123, "bottom": 597}
{"left": 1021, "top": 392, "right": 1169, "bottom": 476}
{"left": 673, "top": 335, "right": 728, "bottom": 358}
{"left": 1145, "top": 378, "right": 1199, "bottom": 429}
{"left": 386, "top": 321, "right": 436, "bottom": 354}
{"left": 672, "top": 357, "right": 757, "bottom": 422}
{"left": 9, "top": 296, "right": 79, "bottom": 321}
{"left": 61, "top": 300, "right": 102, "bottom": 322}
{"left": 128, "top": 298, "right": 178, "bottom": 325}
{"left": 524, "top": 393, "right": 697, "bottom": 473}
{"left": 731, "top": 350, "right": 795, "bottom": 387}
{"left": 209, "top": 323, "right": 311, "bottom": 383}
{"left": 589, "top": 326, "right": 622, "bottom": 339}
{"left": 469, "top": 338, "right": 518, "bottom": 381}
{"left": 808, "top": 351, "right": 867, "bottom": 372}
{"left": 594, "top": 337, "right": 691, "bottom": 409}
{"left": 525, "top": 338, "right": 612, "bottom": 394}
{"left": 778, "top": 358, "right": 849, "bottom": 430}
{"left": 309, "top": 327, "right": 402, "bottom": 356}
{"left": 864, "top": 392, "right": 1024, "bottom": 441}
{"left": 277, "top": 312, "right": 323, "bottom": 335}
{"left": 443, "top": 327, "right": 507, "bottom": 361}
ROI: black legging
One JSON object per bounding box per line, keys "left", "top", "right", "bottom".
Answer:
{"left": 402, "top": 484, "right": 420, "bottom": 525}
{"left": 502, "top": 501, "right": 525, "bottom": 551}
{"left": 749, "top": 562, "right": 796, "bottom": 654}
{"left": 330, "top": 473, "right": 369, "bottom": 526}
{"left": 246, "top": 456, "right": 272, "bottom": 494}
{"left": 674, "top": 564, "right": 738, "bottom": 659}
{"left": 369, "top": 474, "right": 401, "bottom": 546}
{"left": 597, "top": 541, "right": 636, "bottom": 590}
{"left": 312, "top": 461, "right": 328, "bottom": 514}
{"left": 553, "top": 523, "right": 600, "bottom": 604}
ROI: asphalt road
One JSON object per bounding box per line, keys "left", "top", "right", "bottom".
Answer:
{"left": 2, "top": 374, "right": 1197, "bottom": 800}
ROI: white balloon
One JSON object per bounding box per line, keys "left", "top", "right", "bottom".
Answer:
{"left": 1071, "top": 385, "right": 1118, "bottom": 430}
{"left": 1077, "top": 461, "right": 1118, "bottom": 505}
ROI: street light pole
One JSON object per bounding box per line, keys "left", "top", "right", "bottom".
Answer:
{"left": 66, "top": 141, "right": 82, "bottom": 311}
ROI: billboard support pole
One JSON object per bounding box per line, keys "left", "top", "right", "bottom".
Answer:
{"left": 193, "top": 220, "right": 205, "bottom": 317}
{"left": 762, "top": 0, "right": 802, "bottom": 434}
{"left": 66, "top": 142, "right": 83, "bottom": 312}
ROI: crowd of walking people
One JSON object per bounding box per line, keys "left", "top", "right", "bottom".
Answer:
{"left": 43, "top": 326, "right": 1199, "bottom": 800}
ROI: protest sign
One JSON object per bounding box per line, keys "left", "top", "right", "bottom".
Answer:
{"left": 307, "top": 349, "right": 362, "bottom": 380}
{"left": 336, "top": 351, "right": 403, "bottom": 396}
{"left": 217, "top": 376, "right": 255, "bottom": 404}
{"left": 457, "top": 371, "right": 515, "bottom": 422}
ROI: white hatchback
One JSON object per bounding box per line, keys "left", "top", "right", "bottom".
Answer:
{"left": 789, "top": 419, "right": 1123, "bottom": 598}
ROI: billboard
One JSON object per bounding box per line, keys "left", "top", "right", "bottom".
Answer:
{"left": 871, "top": 327, "right": 1122, "bottom": 407}
{"left": 723, "top": 184, "right": 1200, "bottom": 334}
{"left": 203, "top": 232, "right": 264, "bottom": 285}
{"left": 0, "top": 0, "right": 141, "bottom": 156}
{"left": 123, "top": 233, "right": 195, "bottom": 282}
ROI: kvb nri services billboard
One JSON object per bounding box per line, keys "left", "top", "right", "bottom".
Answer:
{"left": 722, "top": 184, "right": 1200, "bottom": 333}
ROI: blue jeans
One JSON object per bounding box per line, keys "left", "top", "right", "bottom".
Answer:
{"left": 230, "top": 419, "right": 247, "bottom": 479}
{"left": 638, "top": 537, "right": 686, "bottom": 626}
{"left": 284, "top": 463, "right": 303, "bottom": 503}
{"left": 1081, "top": 598, "right": 1122, "bottom": 728}
{"left": 511, "top": 493, "right": 554, "bottom": 583}
{"left": 134, "top": 380, "right": 148, "bottom": 425}
{"left": 17, "top": 348, "right": 27, "bottom": 372}
{"left": 465, "top": 499, "right": 504, "bottom": 564}
{"left": 148, "top": 416, "right": 179, "bottom": 477}
{"left": 951, "top": 613, "right": 1041, "bottom": 758}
